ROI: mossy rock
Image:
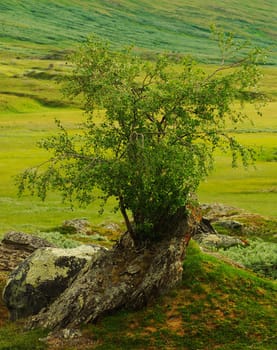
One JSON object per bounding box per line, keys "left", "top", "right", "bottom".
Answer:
{"left": 2, "top": 245, "right": 107, "bottom": 320}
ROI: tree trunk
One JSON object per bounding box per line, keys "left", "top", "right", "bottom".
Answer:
{"left": 27, "top": 208, "right": 200, "bottom": 331}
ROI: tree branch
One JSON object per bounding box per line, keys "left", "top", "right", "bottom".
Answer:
{"left": 202, "top": 56, "right": 250, "bottom": 84}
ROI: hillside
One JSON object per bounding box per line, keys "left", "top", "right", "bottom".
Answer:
{"left": 0, "top": 0, "right": 276, "bottom": 63}
{"left": 0, "top": 242, "right": 276, "bottom": 349}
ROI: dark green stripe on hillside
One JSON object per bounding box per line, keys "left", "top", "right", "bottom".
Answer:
{"left": 0, "top": 0, "right": 276, "bottom": 63}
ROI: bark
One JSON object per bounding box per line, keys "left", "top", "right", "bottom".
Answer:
{"left": 26, "top": 208, "right": 200, "bottom": 331}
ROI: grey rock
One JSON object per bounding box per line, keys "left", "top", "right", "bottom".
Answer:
{"left": 200, "top": 203, "right": 241, "bottom": 221}
{"left": 0, "top": 231, "right": 55, "bottom": 272}
{"left": 216, "top": 220, "right": 243, "bottom": 230}
{"left": 60, "top": 328, "right": 82, "bottom": 339}
{"left": 102, "top": 222, "right": 121, "bottom": 232}
{"left": 2, "top": 231, "right": 55, "bottom": 252}
{"left": 2, "top": 244, "right": 106, "bottom": 320}
{"left": 193, "top": 233, "right": 245, "bottom": 249}
{"left": 62, "top": 218, "right": 91, "bottom": 234}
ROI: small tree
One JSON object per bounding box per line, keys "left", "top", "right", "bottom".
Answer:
{"left": 13, "top": 29, "right": 267, "bottom": 331}
{"left": 18, "top": 29, "right": 264, "bottom": 244}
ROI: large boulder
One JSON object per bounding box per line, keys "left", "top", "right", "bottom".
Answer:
{"left": 2, "top": 244, "right": 107, "bottom": 320}
{"left": 0, "top": 231, "right": 55, "bottom": 272}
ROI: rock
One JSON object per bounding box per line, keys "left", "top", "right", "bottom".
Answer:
{"left": 0, "top": 232, "right": 55, "bottom": 272}
{"left": 62, "top": 218, "right": 91, "bottom": 234}
{"left": 193, "top": 214, "right": 245, "bottom": 249}
{"left": 2, "top": 244, "right": 107, "bottom": 320}
{"left": 60, "top": 328, "right": 82, "bottom": 339}
{"left": 200, "top": 203, "right": 242, "bottom": 221}
{"left": 216, "top": 220, "right": 243, "bottom": 230}
{"left": 25, "top": 208, "right": 199, "bottom": 331}
{"left": 2, "top": 231, "right": 55, "bottom": 252}
{"left": 102, "top": 222, "right": 121, "bottom": 232}
{"left": 197, "top": 217, "right": 217, "bottom": 234}
{"left": 193, "top": 233, "right": 245, "bottom": 249}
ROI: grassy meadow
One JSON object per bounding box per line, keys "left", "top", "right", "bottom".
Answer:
{"left": 198, "top": 65, "right": 277, "bottom": 216}
{"left": 0, "top": 0, "right": 276, "bottom": 235}
{"left": 198, "top": 104, "right": 277, "bottom": 217}
{"left": 0, "top": 57, "right": 276, "bottom": 235}
{"left": 0, "top": 54, "right": 276, "bottom": 237}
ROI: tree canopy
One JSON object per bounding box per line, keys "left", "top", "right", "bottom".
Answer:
{"left": 17, "top": 29, "right": 265, "bottom": 242}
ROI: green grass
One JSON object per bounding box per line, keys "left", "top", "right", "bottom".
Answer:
{"left": 198, "top": 152, "right": 277, "bottom": 217}
{"left": 0, "top": 110, "right": 121, "bottom": 236}
{"left": 198, "top": 130, "right": 277, "bottom": 217}
{"left": 0, "top": 242, "right": 276, "bottom": 349}
{"left": 0, "top": 324, "right": 47, "bottom": 350}
{"left": 0, "top": 0, "right": 276, "bottom": 63}
{"left": 0, "top": 57, "right": 276, "bottom": 237}
{"left": 198, "top": 85, "right": 277, "bottom": 218}
{"left": 0, "top": 57, "right": 121, "bottom": 236}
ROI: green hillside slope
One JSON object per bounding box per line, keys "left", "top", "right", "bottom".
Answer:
{"left": 0, "top": 242, "right": 276, "bottom": 349}
{"left": 0, "top": 0, "right": 276, "bottom": 63}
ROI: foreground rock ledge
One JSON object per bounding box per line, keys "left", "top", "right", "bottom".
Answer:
{"left": 3, "top": 245, "right": 106, "bottom": 320}
{"left": 0, "top": 231, "right": 55, "bottom": 272}
{"left": 24, "top": 209, "right": 199, "bottom": 331}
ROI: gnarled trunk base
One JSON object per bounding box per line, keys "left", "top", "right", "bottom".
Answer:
{"left": 27, "top": 210, "right": 199, "bottom": 331}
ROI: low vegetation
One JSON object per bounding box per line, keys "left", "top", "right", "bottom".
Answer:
{"left": 218, "top": 238, "right": 277, "bottom": 279}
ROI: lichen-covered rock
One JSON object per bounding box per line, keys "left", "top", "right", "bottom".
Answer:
{"left": 216, "top": 220, "right": 243, "bottom": 230}
{"left": 200, "top": 203, "right": 242, "bottom": 221}
{"left": 0, "top": 231, "right": 55, "bottom": 272}
{"left": 2, "top": 231, "right": 56, "bottom": 252}
{"left": 62, "top": 218, "right": 91, "bottom": 234}
{"left": 2, "top": 244, "right": 106, "bottom": 320}
{"left": 24, "top": 208, "right": 199, "bottom": 331}
{"left": 193, "top": 232, "right": 245, "bottom": 249}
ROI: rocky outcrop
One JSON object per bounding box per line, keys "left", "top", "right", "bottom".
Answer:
{"left": 216, "top": 220, "right": 243, "bottom": 230}
{"left": 19, "top": 208, "right": 199, "bottom": 331}
{"left": 200, "top": 203, "right": 242, "bottom": 221}
{"left": 2, "top": 244, "right": 107, "bottom": 320}
{"left": 0, "top": 231, "right": 55, "bottom": 272}
{"left": 193, "top": 232, "right": 245, "bottom": 249}
{"left": 62, "top": 218, "right": 92, "bottom": 234}
{"left": 188, "top": 206, "right": 247, "bottom": 250}
{"left": 193, "top": 205, "right": 246, "bottom": 249}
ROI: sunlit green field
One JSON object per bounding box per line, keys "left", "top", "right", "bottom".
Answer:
{"left": 0, "top": 56, "right": 122, "bottom": 236}
{"left": 199, "top": 101, "right": 277, "bottom": 217}
{"left": 0, "top": 56, "right": 276, "bottom": 237}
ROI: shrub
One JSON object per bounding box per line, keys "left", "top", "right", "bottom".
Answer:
{"left": 218, "top": 239, "right": 277, "bottom": 279}
{"left": 35, "top": 231, "right": 79, "bottom": 248}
